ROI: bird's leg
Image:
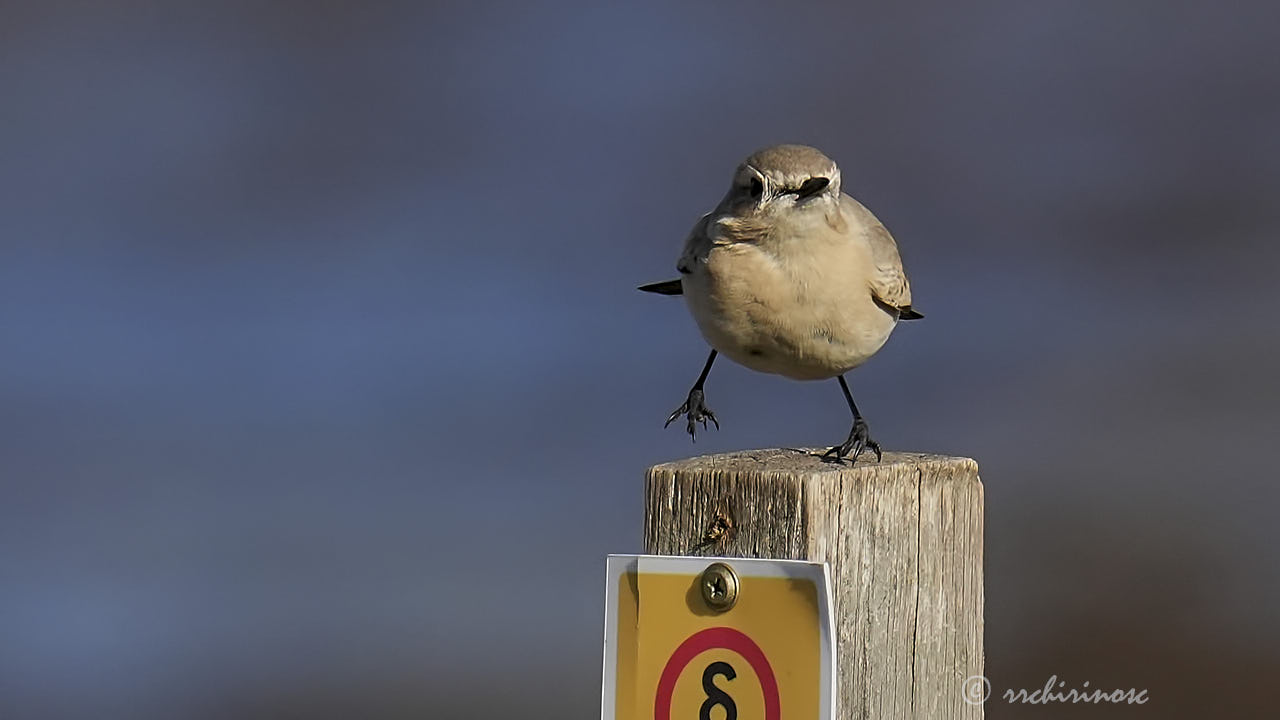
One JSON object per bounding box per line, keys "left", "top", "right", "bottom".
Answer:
{"left": 822, "top": 375, "right": 882, "bottom": 463}
{"left": 665, "top": 349, "right": 719, "bottom": 442}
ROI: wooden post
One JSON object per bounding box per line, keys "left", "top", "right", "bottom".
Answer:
{"left": 644, "top": 448, "right": 983, "bottom": 720}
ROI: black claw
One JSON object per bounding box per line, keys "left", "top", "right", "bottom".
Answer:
{"left": 823, "top": 418, "right": 880, "bottom": 465}
{"left": 664, "top": 387, "right": 718, "bottom": 443}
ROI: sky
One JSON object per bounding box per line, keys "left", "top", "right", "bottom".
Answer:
{"left": 2, "top": 1, "right": 1279, "bottom": 718}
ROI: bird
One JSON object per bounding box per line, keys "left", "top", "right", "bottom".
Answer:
{"left": 639, "top": 144, "right": 922, "bottom": 463}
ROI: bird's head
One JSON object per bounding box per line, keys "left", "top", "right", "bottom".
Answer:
{"left": 717, "top": 144, "right": 842, "bottom": 217}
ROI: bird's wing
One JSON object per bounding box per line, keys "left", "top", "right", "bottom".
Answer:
{"left": 677, "top": 214, "right": 715, "bottom": 271}
{"left": 843, "top": 196, "right": 923, "bottom": 319}
{"left": 638, "top": 215, "right": 714, "bottom": 296}
{"left": 637, "top": 278, "right": 683, "bottom": 295}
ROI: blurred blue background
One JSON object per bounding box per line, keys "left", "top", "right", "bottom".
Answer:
{"left": 3, "top": 1, "right": 1278, "bottom": 718}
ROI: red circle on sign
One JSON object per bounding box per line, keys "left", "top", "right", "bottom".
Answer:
{"left": 653, "top": 626, "right": 780, "bottom": 720}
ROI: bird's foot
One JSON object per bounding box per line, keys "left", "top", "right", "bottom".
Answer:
{"left": 821, "top": 418, "right": 882, "bottom": 464}
{"left": 664, "top": 387, "right": 718, "bottom": 442}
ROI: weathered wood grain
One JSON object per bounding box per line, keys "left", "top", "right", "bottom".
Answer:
{"left": 645, "top": 448, "right": 983, "bottom": 720}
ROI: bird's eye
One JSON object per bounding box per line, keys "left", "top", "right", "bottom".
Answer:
{"left": 794, "top": 176, "right": 830, "bottom": 199}
{"left": 748, "top": 177, "right": 763, "bottom": 198}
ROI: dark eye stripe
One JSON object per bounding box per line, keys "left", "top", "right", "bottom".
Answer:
{"left": 794, "top": 176, "right": 829, "bottom": 199}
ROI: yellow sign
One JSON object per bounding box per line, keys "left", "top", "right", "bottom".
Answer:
{"left": 602, "top": 556, "right": 834, "bottom": 720}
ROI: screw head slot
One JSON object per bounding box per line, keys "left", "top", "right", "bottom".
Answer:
{"left": 700, "top": 562, "right": 739, "bottom": 612}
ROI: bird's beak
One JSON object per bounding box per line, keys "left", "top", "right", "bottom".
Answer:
{"left": 793, "top": 177, "right": 830, "bottom": 201}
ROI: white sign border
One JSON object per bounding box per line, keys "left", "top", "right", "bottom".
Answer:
{"left": 601, "top": 554, "right": 836, "bottom": 720}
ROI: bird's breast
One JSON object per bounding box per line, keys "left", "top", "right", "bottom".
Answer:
{"left": 682, "top": 241, "right": 896, "bottom": 380}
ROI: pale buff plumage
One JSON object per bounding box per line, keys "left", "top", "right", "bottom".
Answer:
{"left": 640, "top": 144, "right": 921, "bottom": 461}
{"left": 679, "top": 145, "right": 915, "bottom": 380}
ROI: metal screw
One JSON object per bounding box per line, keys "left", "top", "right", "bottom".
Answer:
{"left": 700, "top": 562, "right": 739, "bottom": 612}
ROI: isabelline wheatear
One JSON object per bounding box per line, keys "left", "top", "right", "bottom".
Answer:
{"left": 640, "top": 144, "right": 922, "bottom": 463}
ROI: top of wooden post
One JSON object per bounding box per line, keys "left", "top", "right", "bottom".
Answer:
{"left": 649, "top": 447, "right": 977, "bottom": 477}
{"left": 644, "top": 448, "right": 984, "bottom": 720}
